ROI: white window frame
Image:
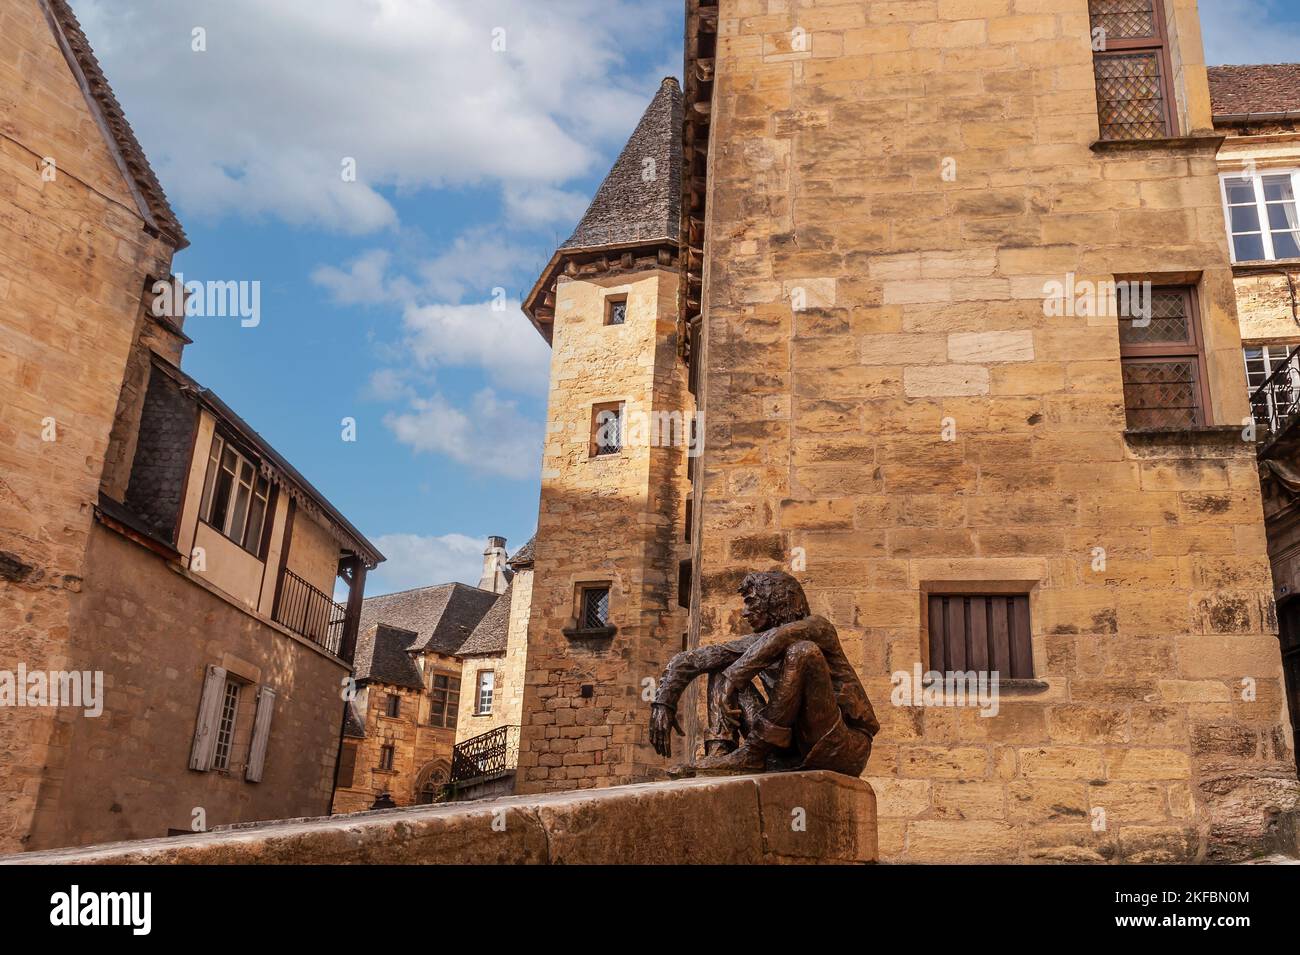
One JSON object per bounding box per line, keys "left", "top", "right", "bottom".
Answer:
{"left": 1220, "top": 168, "right": 1300, "bottom": 264}
{"left": 1245, "top": 343, "right": 1300, "bottom": 422}
{"left": 199, "top": 433, "right": 271, "bottom": 554}
{"left": 476, "top": 670, "right": 495, "bottom": 716}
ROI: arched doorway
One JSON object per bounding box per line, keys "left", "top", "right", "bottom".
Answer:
{"left": 414, "top": 760, "right": 450, "bottom": 804}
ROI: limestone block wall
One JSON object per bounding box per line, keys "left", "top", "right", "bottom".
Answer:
{"left": 0, "top": 0, "right": 176, "bottom": 853}
{"left": 516, "top": 268, "right": 692, "bottom": 793}
{"left": 689, "top": 0, "right": 1297, "bottom": 862}
{"left": 26, "top": 524, "right": 348, "bottom": 851}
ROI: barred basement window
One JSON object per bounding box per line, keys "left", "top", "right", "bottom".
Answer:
{"left": 928, "top": 594, "right": 1033, "bottom": 680}
{"left": 581, "top": 585, "right": 610, "bottom": 629}
{"left": 1119, "top": 286, "right": 1211, "bottom": 429}
{"left": 606, "top": 295, "right": 628, "bottom": 325}
{"left": 590, "top": 401, "right": 625, "bottom": 457}
{"left": 212, "top": 679, "right": 241, "bottom": 771}
{"left": 428, "top": 673, "right": 460, "bottom": 729}
{"left": 1088, "top": 0, "right": 1177, "bottom": 141}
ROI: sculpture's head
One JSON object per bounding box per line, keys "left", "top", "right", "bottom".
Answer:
{"left": 738, "top": 571, "right": 810, "bottom": 632}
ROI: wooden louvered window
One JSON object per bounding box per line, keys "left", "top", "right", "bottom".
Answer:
{"left": 1088, "top": 0, "right": 1177, "bottom": 141}
{"left": 1119, "top": 286, "right": 1211, "bottom": 429}
{"left": 928, "top": 594, "right": 1033, "bottom": 680}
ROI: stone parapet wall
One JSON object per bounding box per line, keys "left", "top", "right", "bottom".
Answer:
{"left": 8, "top": 772, "right": 877, "bottom": 865}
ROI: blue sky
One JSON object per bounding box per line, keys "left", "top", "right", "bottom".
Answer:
{"left": 70, "top": 1, "right": 1300, "bottom": 595}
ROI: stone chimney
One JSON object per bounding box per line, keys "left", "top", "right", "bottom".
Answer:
{"left": 478, "top": 536, "right": 509, "bottom": 593}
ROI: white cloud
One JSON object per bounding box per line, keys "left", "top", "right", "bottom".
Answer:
{"left": 365, "top": 532, "right": 487, "bottom": 594}
{"left": 415, "top": 229, "right": 539, "bottom": 302}
{"left": 383, "top": 388, "right": 543, "bottom": 479}
{"left": 503, "top": 184, "right": 591, "bottom": 230}
{"left": 1201, "top": 0, "right": 1300, "bottom": 64}
{"left": 68, "top": 0, "right": 672, "bottom": 233}
{"left": 311, "top": 249, "right": 417, "bottom": 305}
{"left": 402, "top": 299, "right": 551, "bottom": 393}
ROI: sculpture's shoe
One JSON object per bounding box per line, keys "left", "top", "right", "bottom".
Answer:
{"left": 686, "top": 745, "right": 768, "bottom": 776}
{"left": 666, "top": 763, "right": 697, "bottom": 779}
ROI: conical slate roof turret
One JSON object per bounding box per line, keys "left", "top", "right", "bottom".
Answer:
{"left": 560, "top": 76, "right": 683, "bottom": 251}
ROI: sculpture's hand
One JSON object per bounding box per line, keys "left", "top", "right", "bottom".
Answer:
{"left": 649, "top": 703, "right": 684, "bottom": 758}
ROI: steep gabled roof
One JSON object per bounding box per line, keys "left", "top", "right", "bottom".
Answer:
{"left": 352, "top": 623, "right": 423, "bottom": 689}
{"left": 40, "top": 0, "right": 187, "bottom": 249}
{"left": 455, "top": 585, "right": 511, "bottom": 657}
{"left": 358, "top": 582, "right": 500, "bottom": 658}
{"left": 1208, "top": 64, "right": 1300, "bottom": 119}
{"left": 507, "top": 536, "right": 535, "bottom": 569}
{"left": 561, "top": 77, "right": 683, "bottom": 251}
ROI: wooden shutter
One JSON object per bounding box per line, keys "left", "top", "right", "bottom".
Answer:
{"left": 337, "top": 742, "right": 358, "bottom": 789}
{"left": 190, "top": 665, "right": 228, "bottom": 771}
{"left": 928, "top": 595, "right": 1033, "bottom": 679}
{"left": 244, "top": 686, "right": 276, "bottom": 782}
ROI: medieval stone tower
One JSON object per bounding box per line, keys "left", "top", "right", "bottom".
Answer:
{"left": 514, "top": 78, "right": 694, "bottom": 792}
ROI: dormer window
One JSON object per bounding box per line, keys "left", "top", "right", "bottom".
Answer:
{"left": 199, "top": 433, "right": 271, "bottom": 554}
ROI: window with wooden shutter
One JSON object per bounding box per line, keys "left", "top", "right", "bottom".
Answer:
{"left": 244, "top": 686, "right": 276, "bottom": 783}
{"left": 1119, "top": 286, "right": 1211, "bottom": 429}
{"left": 189, "top": 664, "right": 228, "bottom": 771}
{"left": 928, "top": 594, "right": 1033, "bottom": 679}
{"left": 1088, "top": 0, "right": 1177, "bottom": 141}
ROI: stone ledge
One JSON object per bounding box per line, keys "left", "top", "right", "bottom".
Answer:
{"left": 3, "top": 771, "right": 876, "bottom": 866}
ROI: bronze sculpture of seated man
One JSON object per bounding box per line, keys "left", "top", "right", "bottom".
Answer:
{"left": 649, "top": 570, "right": 878, "bottom": 776}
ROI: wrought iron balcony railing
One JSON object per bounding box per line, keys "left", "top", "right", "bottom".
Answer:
{"left": 273, "top": 568, "right": 346, "bottom": 657}
{"left": 1249, "top": 345, "right": 1300, "bottom": 448}
{"left": 449, "top": 724, "right": 520, "bottom": 784}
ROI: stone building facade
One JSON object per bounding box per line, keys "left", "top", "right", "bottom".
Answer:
{"left": 0, "top": 0, "right": 381, "bottom": 852}
{"left": 1208, "top": 64, "right": 1300, "bottom": 783}
{"left": 505, "top": 0, "right": 1300, "bottom": 862}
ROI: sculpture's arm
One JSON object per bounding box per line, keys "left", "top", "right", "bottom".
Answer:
{"left": 719, "top": 617, "right": 829, "bottom": 695}
{"left": 652, "top": 636, "right": 756, "bottom": 713}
